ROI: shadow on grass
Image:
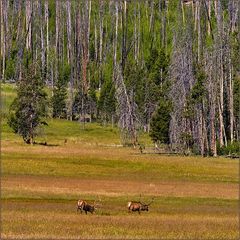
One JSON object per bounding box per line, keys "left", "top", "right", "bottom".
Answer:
{"left": 33, "top": 142, "right": 59, "bottom": 147}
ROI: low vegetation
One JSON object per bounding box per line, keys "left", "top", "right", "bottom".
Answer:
{"left": 2, "top": 83, "right": 239, "bottom": 239}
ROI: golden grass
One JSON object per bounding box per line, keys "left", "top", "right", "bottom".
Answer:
{"left": 2, "top": 201, "right": 238, "bottom": 239}
{"left": 2, "top": 175, "right": 238, "bottom": 199}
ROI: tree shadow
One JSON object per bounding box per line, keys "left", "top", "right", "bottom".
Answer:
{"left": 33, "top": 141, "right": 59, "bottom": 147}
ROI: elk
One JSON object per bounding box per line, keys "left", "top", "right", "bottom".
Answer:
{"left": 127, "top": 198, "right": 154, "bottom": 214}
{"left": 82, "top": 203, "right": 95, "bottom": 214}
{"left": 77, "top": 199, "right": 99, "bottom": 215}
{"left": 77, "top": 199, "right": 87, "bottom": 213}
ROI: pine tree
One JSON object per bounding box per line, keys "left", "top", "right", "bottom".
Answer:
{"left": 52, "top": 64, "right": 70, "bottom": 118}
{"left": 149, "top": 98, "right": 171, "bottom": 145}
{"left": 98, "top": 79, "right": 116, "bottom": 124}
{"left": 8, "top": 65, "right": 48, "bottom": 144}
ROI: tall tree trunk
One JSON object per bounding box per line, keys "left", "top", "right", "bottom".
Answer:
{"left": 137, "top": 2, "right": 141, "bottom": 62}
{"left": 0, "top": 0, "right": 5, "bottom": 80}
{"left": 207, "top": 0, "right": 211, "bottom": 35}
{"left": 113, "top": 1, "right": 118, "bottom": 69}
{"left": 87, "top": 0, "right": 91, "bottom": 62}
{"left": 161, "top": 0, "right": 167, "bottom": 49}
{"left": 121, "top": 0, "right": 127, "bottom": 72}
{"left": 55, "top": 0, "right": 60, "bottom": 80}
{"left": 210, "top": 97, "right": 217, "bottom": 156}
{"left": 66, "top": 0, "right": 73, "bottom": 121}
{"left": 44, "top": 0, "right": 49, "bottom": 82}
{"left": 99, "top": 0, "right": 103, "bottom": 88}
{"left": 229, "top": 55, "right": 234, "bottom": 142}
{"left": 66, "top": 0, "right": 72, "bottom": 65}
{"left": 181, "top": 0, "right": 185, "bottom": 25}
{"left": 26, "top": 0, "right": 32, "bottom": 51}
{"left": 197, "top": 1, "right": 201, "bottom": 61}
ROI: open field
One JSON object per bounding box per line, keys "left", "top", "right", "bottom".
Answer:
{"left": 1, "top": 83, "right": 240, "bottom": 239}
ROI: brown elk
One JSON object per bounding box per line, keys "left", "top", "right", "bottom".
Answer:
{"left": 77, "top": 200, "right": 87, "bottom": 213}
{"left": 77, "top": 199, "right": 100, "bottom": 215}
{"left": 127, "top": 198, "right": 154, "bottom": 214}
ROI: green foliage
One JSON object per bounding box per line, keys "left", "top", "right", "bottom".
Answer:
{"left": 184, "top": 64, "right": 207, "bottom": 119}
{"left": 124, "top": 61, "right": 146, "bottom": 118}
{"left": 7, "top": 65, "right": 48, "bottom": 144}
{"left": 217, "top": 141, "right": 240, "bottom": 156}
{"left": 191, "top": 64, "right": 206, "bottom": 104}
{"left": 52, "top": 64, "right": 70, "bottom": 118}
{"left": 147, "top": 48, "right": 171, "bottom": 145}
{"left": 146, "top": 48, "right": 169, "bottom": 86}
{"left": 233, "top": 77, "right": 240, "bottom": 120}
{"left": 98, "top": 79, "right": 116, "bottom": 123}
{"left": 5, "top": 58, "right": 16, "bottom": 80}
{"left": 150, "top": 99, "right": 172, "bottom": 144}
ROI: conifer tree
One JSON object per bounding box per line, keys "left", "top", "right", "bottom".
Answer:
{"left": 52, "top": 64, "right": 70, "bottom": 118}
{"left": 8, "top": 65, "right": 48, "bottom": 144}
{"left": 150, "top": 98, "right": 171, "bottom": 145}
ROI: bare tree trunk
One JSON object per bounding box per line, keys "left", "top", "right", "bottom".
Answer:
{"left": 114, "top": 64, "right": 138, "bottom": 146}
{"left": 26, "top": 0, "right": 32, "bottom": 50}
{"left": 181, "top": 0, "right": 185, "bottom": 25}
{"left": 121, "top": 0, "right": 127, "bottom": 72}
{"left": 207, "top": 0, "right": 211, "bottom": 35}
{"left": 194, "top": 0, "right": 198, "bottom": 31}
{"left": 55, "top": 0, "right": 60, "bottom": 79}
{"left": 87, "top": 0, "right": 91, "bottom": 61}
{"left": 208, "top": 55, "right": 217, "bottom": 156}
{"left": 134, "top": 0, "right": 137, "bottom": 61}
{"left": 229, "top": 56, "right": 234, "bottom": 143}
{"left": 210, "top": 104, "right": 217, "bottom": 156}
{"left": 99, "top": 0, "right": 103, "bottom": 88}
{"left": 113, "top": 1, "right": 118, "bottom": 69}
{"left": 66, "top": 0, "right": 72, "bottom": 65}
{"left": 75, "top": 2, "right": 81, "bottom": 88}
{"left": 197, "top": 1, "right": 201, "bottom": 62}
{"left": 94, "top": 20, "right": 98, "bottom": 62}
{"left": 137, "top": 2, "right": 140, "bottom": 62}
{"left": 0, "top": 0, "right": 5, "bottom": 80}
{"left": 82, "top": 1, "right": 89, "bottom": 94}
{"left": 149, "top": 0, "right": 154, "bottom": 32}
{"left": 66, "top": 0, "right": 73, "bottom": 121}
{"left": 45, "top": 0, "right": 49, "bottom": 82}
{"left": 161, "top": 0, "right": 167, "bottom": 49}
{"left": 202, "top": 101, "right": 209, "bottom": 155}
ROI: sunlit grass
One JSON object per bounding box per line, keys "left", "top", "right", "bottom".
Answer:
{"left": 2, "top": 200, "right": 238, "bottom": 239}
{"left": 1, "top": 83, "right": 239, "bottom": 239}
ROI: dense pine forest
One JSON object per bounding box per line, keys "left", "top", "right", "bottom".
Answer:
{"left": 1, "top": 0, "right": 240, "bottom": 156}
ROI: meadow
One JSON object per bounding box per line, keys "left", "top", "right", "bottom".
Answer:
{"left": 1, "top": 84, "right": 239, "bottom": 239}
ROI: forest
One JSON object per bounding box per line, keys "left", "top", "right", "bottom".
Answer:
{"left": 1, "top": 0, "right": 240, "bottom": 156}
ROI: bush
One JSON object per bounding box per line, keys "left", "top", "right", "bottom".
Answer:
{"left": 217, "top": 141, "right": 240, "bottom": 156}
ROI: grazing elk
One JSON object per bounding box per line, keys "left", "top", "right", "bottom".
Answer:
{"left": 127, "top": 198, "right": 154, "bottom": 214}
{"left": 77, "top": 200, "right": 87, "bottom": 213}
{"left": 82, "top": 203, "right": 95, "bottom": 214}
{"left": 77, "top": 199, "right": 97, "bottom": 214}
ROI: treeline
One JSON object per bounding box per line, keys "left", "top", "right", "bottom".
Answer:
{"left": 1, "top": 0, "right": 239, "bottom": 156}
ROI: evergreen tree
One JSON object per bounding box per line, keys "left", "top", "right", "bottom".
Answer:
{"left": 98, "top": 79, "right": 116, "bottom": 124}
{"left": 8, "top": 65, "right": 48, "bottom": 144}
{"left": 149, "top": 98, "right": 171, "bottom": 145}
{"left": 52, "top": 64, "right": 70, "bottom": 118}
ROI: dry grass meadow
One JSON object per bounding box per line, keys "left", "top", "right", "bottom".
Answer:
{"left": 1, "top": 84, "right": 239, "bottom": 239}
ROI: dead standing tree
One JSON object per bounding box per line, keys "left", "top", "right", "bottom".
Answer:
{"left": 114, "top": 64, "right": 138, "bottom": 147}
{"left": 169, "top": 32, "right": 195, "bottom": 153}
